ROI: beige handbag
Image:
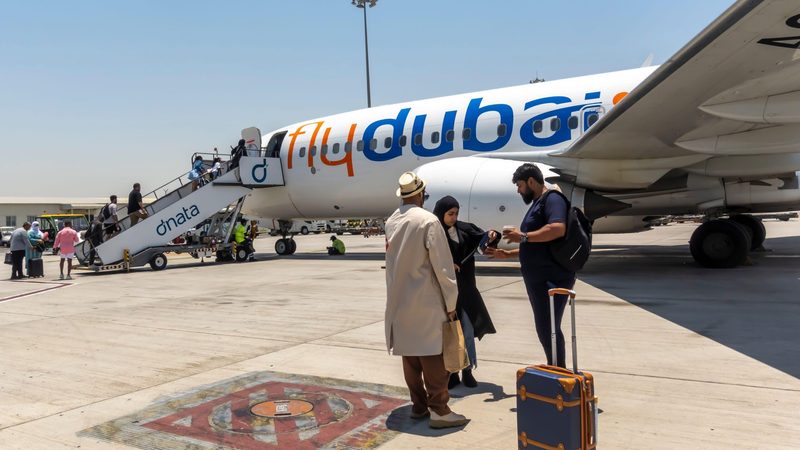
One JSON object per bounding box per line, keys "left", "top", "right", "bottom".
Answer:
{"left": 442, "top": 314, "right": 469, "bottom": 373}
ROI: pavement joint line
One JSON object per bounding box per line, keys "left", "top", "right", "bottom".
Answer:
{"left": 73, "top": 319, "right": 309, "bottom": 344}
{"left": 479, "top": 279, "right": 524, "bottom": 293}
{"left": 476, "top": 357, "right": 800, "bottom": 392}
{"left": 0, "top": 282, "right": 72, "bottom": 303}
{"left": 294, "top": 341, "right": 800, "bottom": 394}
{"left": 0, "top": 310, "right": 57, "bottom": 319}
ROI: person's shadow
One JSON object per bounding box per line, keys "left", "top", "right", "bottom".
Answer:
{"left": 448, "top": 381, "right": 514, "bottom": 403}
{"left": 385, "top": 382, "right": 513, "bottom": 437}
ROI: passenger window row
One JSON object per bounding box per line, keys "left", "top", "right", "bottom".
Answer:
{"left": 532, "top": 112, "right": 601, "bottom": 134}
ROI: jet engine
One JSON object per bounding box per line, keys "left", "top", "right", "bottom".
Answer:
{"left": 414, "top": 157, "right": 631, "bottom": 232}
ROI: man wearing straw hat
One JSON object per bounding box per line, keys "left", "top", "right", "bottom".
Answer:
{"left": 384, "top": 171, "right": 469, "bottom": 429}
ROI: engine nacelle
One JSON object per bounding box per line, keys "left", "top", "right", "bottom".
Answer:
{"left": 415, "top": 157, "right": 631, "bottom": 232}
{"left": 591, "top": 216, "right": 652, "bottom": 234}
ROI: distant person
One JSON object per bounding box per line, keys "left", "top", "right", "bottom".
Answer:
{"left": 327, "top": 235, "right": 346, "bottom": 255}
{"left": 101, "top": 195, "right": 119, "bottom": 240}
{"left": 433, "top": 196, "right": 498, "bottom": 389}
{"left": 189, "top": 155, "right": 205, "bottom": 191}
{"left": 485, "top": 163, "right": 574, "bottom": 368}
{"left": 128, "top": 183, "right": 147, "bottom": 226}
{"left": 85, "top": 217, "right": 104, "bottom": 266}
{"left": 9, "top": 223, "right": 32, "bottom": 280}
{"left": 26, "top": 221, "right": 45, "bottom": 275}
{"left": 384, "top": 172, "right": 468, "bottom": 429}
{"left": 233, "top": 218, "right": 247, "bottom": 246}
{"left": 210, "top": 157, "right": 223, "bottom": 180}
{"left": 230, "top": 139, "right": 246, "bottom": 169}
{"left": 54, "top": 220, "right": 80, "bottom": 280}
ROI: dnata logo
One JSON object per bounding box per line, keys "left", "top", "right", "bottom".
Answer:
{"left": 156, "top": 205, "right": 201, "bottom": 236}
{"left": 252, "top": 158, "right": 268, "bottom": 183}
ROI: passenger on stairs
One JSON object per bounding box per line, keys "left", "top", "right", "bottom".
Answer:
{"left": 210, "top": 157, "right": 223, "bottom": 180}
{"left": 101, "top": 195, "right": 119, "bottom": 240}
{"left": 229, "top": 139, "right": 246, "bottom": 169}
{"left": 190, "top": 155, "right": 206, "bottom": 191}
{"left": 85, "top": 218, "right": 104, "bottom": 266}
{"left": 127, "top": 183, "right": 147, "bottom": 226}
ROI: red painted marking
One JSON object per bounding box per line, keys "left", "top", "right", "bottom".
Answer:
{"left": 141, "top": 381, "right": 406, "bottom": 449}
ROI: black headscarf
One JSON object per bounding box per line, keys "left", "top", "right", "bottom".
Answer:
{"left": 433, "top": 196, "right": 460, "bottom": 229}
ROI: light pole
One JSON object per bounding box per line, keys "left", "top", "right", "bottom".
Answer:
{"left": 352, "top": 0, "right": 377, "bottom": 107}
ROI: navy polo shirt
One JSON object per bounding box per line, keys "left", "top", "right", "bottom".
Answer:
{"left": 519, "top": 191, "right": 574, "bottom": 282}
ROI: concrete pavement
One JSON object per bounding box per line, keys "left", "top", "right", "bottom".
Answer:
{"left": 0, "top": 221, "right": 798, "bottom": 449}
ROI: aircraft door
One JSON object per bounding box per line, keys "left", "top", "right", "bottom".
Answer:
{"left": 265, "top": 131, "right": 287, "bottom": 158}
{"left": 580, "top": 106, "right": 605, "bottom": 133}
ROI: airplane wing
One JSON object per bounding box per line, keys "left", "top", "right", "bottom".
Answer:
{"left": 559, "top": 0, "right": 800, "bottom": 161}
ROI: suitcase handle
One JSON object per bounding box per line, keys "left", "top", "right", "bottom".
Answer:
{"left": 548, "top": 288, "right": 578, "bottom": 373}
{"left": 548, "top": 288, "right": 576, "bottom": 299}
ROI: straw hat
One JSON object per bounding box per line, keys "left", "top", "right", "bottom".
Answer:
{"left": 396, "top": 172, "right": 426, "bottom": 198}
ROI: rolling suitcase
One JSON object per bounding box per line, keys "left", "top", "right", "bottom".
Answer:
{"left": 28, "top": 258, "right": 44, "bottom": 278}
{"left": 517, "top": 288, "right": 598, "bottom": 449}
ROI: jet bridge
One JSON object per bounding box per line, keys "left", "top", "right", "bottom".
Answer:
{"left": 75, "top": 132, "right": 283, "bottom": 271}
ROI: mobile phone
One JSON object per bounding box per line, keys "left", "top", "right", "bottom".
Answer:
{"left": 478, "top": 234, "right": 491, "bottom": 253}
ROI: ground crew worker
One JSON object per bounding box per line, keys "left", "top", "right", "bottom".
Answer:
{"left": 327, "top": 235, "right": 346, "bottom": 255}
{"left": 233, "top": 218, "right": 247, "bottom": 245}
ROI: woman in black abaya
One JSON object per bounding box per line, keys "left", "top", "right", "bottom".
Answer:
{"left": 433, "top": 196, "right": 498, "bottom": 389}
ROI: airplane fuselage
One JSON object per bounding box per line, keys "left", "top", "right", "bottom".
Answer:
{"left": 244, "top": 67, "right": 654, "bottom": 221}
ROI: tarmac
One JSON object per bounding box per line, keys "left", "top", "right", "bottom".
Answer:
{"left": 0, "top": 221, "right": 798, "bottom": 449}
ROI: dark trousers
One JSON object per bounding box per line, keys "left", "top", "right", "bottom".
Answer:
{"left": 10, "top": 250, "right": 25, "bottom": 279}
{"left": 523, "top": 275, "right": 576, "bottom": 368}
{"left": 402, "top": 354, "right": 451, "bottom": 416}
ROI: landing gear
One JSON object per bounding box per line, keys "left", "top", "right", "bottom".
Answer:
{"left": 275, "top": 238, "right": 297, "bottom": 256}
{"left": 729, "top": 214, "right": 766, "bottom": 250}
{"left": 690, "top": 219, "right": 751, "bottom": 268}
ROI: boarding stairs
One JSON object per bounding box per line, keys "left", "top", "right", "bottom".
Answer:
{"left": 75, "top": 128, "right": 283, "bottom": 269}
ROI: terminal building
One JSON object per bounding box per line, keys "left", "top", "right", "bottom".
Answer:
{"left": 0, "top": 197, "right": 110, "bottom": 228}
{"left": 0, "top": 197, "right": 160, "bottom": 228}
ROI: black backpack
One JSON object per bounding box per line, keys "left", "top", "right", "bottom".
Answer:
{"left": 98, "top": 203, "right": 110, "bottom": 222}
{"left": 541, "top": 190, "right": 593, "bottom": 272}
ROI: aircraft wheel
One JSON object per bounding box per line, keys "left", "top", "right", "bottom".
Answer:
{"left": 690, "top": 219, "right": 751, "bottom": 268}
{"left": 149, "top": 253, "right": 168, "bottom": 271}
{"left": 300, "top": 226, "right": 309, "bottom": 235}
{"left": 729, "top": 215, "right": 766, "bottom": 250}
{"left": 288, "top": 239, "right": 297, "bottom": 255}
{"left": 275, "top": 238, "right": 290, "bottom": 255}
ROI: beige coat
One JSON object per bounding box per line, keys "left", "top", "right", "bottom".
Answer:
{"left": 384, "top": 204, "right": 458, "bottom": 356}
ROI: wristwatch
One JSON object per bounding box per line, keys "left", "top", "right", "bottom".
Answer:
{"left": 520, "top": 232, "right": 528, "bottom": 243}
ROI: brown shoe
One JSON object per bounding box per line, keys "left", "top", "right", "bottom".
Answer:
{"left": 429, "top": 410, "right": 469, "bottom": 429}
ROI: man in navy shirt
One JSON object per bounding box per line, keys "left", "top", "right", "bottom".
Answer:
{"left": 486, "top": 163, "right": 575, "bottom": 368}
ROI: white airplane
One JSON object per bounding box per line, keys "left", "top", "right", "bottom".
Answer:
{"left": 244, "top": 0, "right": 800, "bottom": 268}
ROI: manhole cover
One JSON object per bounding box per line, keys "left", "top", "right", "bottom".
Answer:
{"left": 250, "top": 399, "right": 314, "bottom": 418}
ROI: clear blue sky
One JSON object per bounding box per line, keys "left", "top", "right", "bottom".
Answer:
{"left": 0, "top": 0, "right": 733, "bottom": 197}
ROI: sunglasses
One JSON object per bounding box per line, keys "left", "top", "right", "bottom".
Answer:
{"left": 423, "top": 191, "right": 430, "bottom": 201}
